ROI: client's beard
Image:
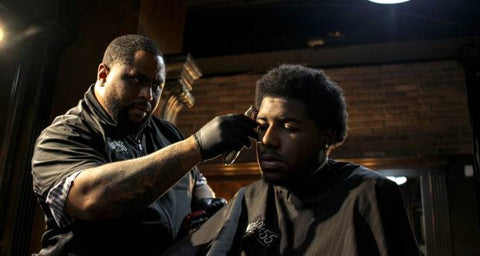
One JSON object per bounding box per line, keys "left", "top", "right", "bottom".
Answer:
{"left": 306, "top": 149, "right": 328, "bottom": 177}
{"left": 281, "top": 149, "right": 329, "bottom": 190}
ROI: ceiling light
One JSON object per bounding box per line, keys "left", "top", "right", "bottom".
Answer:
{"left": 0, "top": 26, "right": 4, "bottom": 43}
{"left": 368, "top": 0, "right": 410, "bottom": 4}
{"left": 386, "top": 176, "right": 408, "bottom": 185}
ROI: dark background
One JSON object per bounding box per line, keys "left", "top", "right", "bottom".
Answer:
{"left": 0, "top": 0, "right": 479, "bottom": 255}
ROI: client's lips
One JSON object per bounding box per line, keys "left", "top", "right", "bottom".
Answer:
{"left": 260, "top": 153, "right": 284, "bottom": 169}
{"left": 133, "top": 103, "right": 150, "bottom": 113}
{"left": 261, "top": 153, "right": 282, "bottom": 161}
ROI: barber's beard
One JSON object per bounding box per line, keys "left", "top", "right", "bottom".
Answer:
{"left": 117, "top": 106, "right": 141, "bottom": 133}
{"left": 107, "top": 99, "right": 147, "bottom": 133}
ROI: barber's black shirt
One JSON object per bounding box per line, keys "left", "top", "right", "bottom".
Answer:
{"left": 32, "top": 85, "right": 207, "bottom": 255}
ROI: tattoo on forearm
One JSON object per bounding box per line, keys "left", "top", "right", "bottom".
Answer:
{"left": 99, "top": 154, "right": 183, "bottom": 216}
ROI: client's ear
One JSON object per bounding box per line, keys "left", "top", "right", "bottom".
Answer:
{"left": 319, "top": 129, "right": 335, "bottom": 149}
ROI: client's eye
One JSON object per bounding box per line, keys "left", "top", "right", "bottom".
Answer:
{"left": 257, "top": 124, "right": 268, "bottom": 132}
{"left": 283, "top": 124, "right": 299, "bottom": 132}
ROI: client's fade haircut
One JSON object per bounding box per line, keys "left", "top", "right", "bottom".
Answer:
{"left": 102, "top": 34, "right": 162, "bottom": 67}
{"left": 255, "top": 64, "right": 348, "bottom": 145}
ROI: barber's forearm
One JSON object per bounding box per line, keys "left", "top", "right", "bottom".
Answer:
{"left": 65, "top": 136, "right": 202, "bottom": 220}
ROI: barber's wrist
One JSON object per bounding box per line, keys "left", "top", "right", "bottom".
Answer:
{"left": 189, "top": 135, "right": 205, "bottom": 163}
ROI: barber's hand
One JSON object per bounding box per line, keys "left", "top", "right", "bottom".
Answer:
{"left": 194, "top": 114, "right": 258, "bottom": 161}
{"left": 192, "top": 197, "right": 228, "bottom": 212}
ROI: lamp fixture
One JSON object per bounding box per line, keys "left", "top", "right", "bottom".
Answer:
{"left": 368, "top": 0, "right": 410, "bottom": 4}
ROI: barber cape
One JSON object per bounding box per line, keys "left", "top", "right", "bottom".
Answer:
{"left": 163, "top": 160, "right": 422, "bottom": 256}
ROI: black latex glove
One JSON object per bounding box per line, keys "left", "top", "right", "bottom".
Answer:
{"left": 192, "top": 197, "right": 228, "bottom": 212}
{"left": 179, "top": 198, "right": 228, "bottom": 237}
{"left": 194, "top": 114, "right": 258, "bottom": 161}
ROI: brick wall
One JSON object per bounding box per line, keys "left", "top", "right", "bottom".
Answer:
{"left": 177, "top": 60, "right": 472, "bottom": 162}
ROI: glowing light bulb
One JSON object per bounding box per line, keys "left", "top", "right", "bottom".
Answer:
{"left": 368, "top": 0, "right": 410, "bottom": 4}
{"left": 0, "top": 27, "right": 4, "bottom": 42}
{"left": 386, "top": 176, "right": 408, "bottom": 185}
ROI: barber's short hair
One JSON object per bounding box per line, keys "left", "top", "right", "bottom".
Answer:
{"left": 102, "top": 34, "right": 162, "bottom": 66}
{"left": 255, "top": 64, "right": 348, "bottom": 144}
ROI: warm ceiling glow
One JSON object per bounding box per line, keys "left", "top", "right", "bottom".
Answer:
{"left": 386, "top": 176, "right": 408, "bottom": 185}
{"left": 368, "top": 0, "right": 410, "bottom": 4}
{"left": 307, "top": 39, "right": 325, "bottom": 48}
{"left": 0, "top": 27, "right": 4, "bottom": 42}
